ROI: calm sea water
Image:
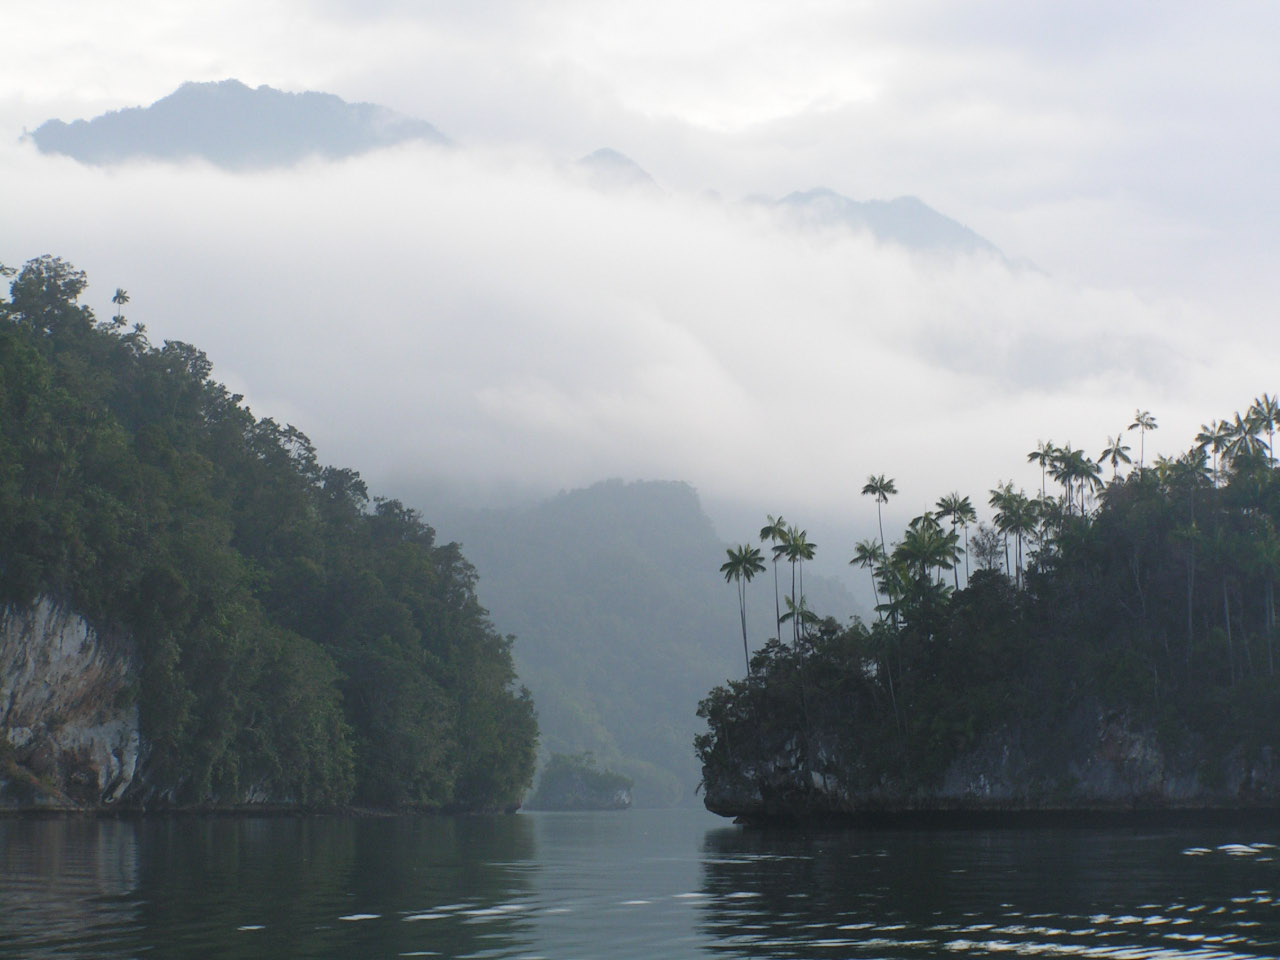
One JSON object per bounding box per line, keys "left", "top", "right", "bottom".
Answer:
{"left": 2, "top": 808, "right": 1279, "bottom": 959}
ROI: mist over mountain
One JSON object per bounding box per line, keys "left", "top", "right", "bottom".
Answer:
{"left": 773, "top": 187, "right": 1000, "bottom": 255}
{"left": 576, "top": 148, "right": 659, "bottom": 192}
{"left": 428, "top": 479, "right": 855, "bottom": 806}
{"left": 29, "top": 79, "right": 448, "bottom": 168}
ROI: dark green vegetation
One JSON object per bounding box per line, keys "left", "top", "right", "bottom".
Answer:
{"left": 699, "top": 407, "right": 1280, "bottom": 800}
{"left": 0, "top": 256, "right": 535, "bottom": 809}
{"left": 431, "top": 480, "right": 854, "bottom": 807}
{"left": 525, "top": 752, "right": 633, "bottom": 810}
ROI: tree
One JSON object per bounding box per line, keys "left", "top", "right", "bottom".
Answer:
{"left": 779, "top": 526, "right": 817, "bottom": 643}
{"left": 1249, "top": 393, "right": 1280, "bottom": 467}
{"left": 721, "top": 544, "right": 767, "bottom": 673}
{"left": 110, "top": 288, "right": 130, "bottom": 327}
{"left": 759, "top": 514, "right": 787, "bottom": 641}
{"left": 992, "top": 489, "right": 1038, "bottom": 589}
{"left": 862, "top": 474, "right": 897, "bottom": 558}
{"left": 1027, "top": 440, "right": 1057, "bottom": 498}
{"left": 935, "top": 492, "right": 973, "bottom": 589}
{"left": 895, "top": 514, "right": 959, "bottom": 585}
{"left": 1226, "top": 410, "right": 1268, "bottom": 466}
{"left": 1098, "top": 431, "right": 1133, "bottom": 481}
{"left": 849, "top": 538, "right": 887, "bottom": 617}
{"left": 1128, "top": 409, "right": 1158, "bottom": 469}
{"left": 1195, "top": 419, "right": 1232, "bottom": 486}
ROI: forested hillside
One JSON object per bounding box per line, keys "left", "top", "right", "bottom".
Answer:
{"left": 0, "top": 256, "right": 535, "bottom": 810}
{"left": 699, "top": 421, "right": 1280, "bottom": 819}
{"left": 438, "top": 480, "right": 854, "bottom": 806}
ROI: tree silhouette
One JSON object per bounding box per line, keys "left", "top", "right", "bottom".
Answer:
{"left": 1098, "top": 431, "right": 1133, "bottom": 481}
{"left": 1027, "top": 440, "right": 1057, "bottom": 498}
{"left": 721, "top": 544, "right": 766, "bottom": 672}
{"left": 862, "top": 474, "right": 897, "bottom": 559}
{"left": 850, "top": 537, "right": 887, "bottom": 617}
{"left": 1128, "top": 409, "right": 1157, "bottom": 469}
{"left": 759, "top": 514, "right": 787, "bottom": 641}
{"left": 1195, "top": 419, "right": 1232, "bottom": 486}
{"left": 110, "top": 287, "right": 130, "bottom": 327}
{"left": 1249, "top": 394, "right": 1280, "bottom": 467}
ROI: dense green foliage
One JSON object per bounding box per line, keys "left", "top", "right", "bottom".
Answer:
{"left": 525, "top": 751, "right": 633, "bottom": 810}
{"left": 699, "top": 424, "right": 1280, "bottom": 792}
{"left": 0, "top": 256, "right": 536, "bottom": 809}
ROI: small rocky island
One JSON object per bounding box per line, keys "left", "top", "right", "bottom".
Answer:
{"left": 524, "top": 753, "right": 633, "bottom": 811}
{"left": 701, "top": 426, "right": 1280, "bottom": 824}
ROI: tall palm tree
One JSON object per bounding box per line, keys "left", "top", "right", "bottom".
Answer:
{"left": 1225, "top": 410, "right": 1268, "bottom": 466}
{"left": 1249, "top": 393, "right": 1280, "bottom": 467}
{"left": 758, "top": 514, "right": 787, "bottom": 640}
{"left": 850, "top": 538, "right": 886, "bottom": 617}
{"left": 862, "top": 474, "right": 897, "bottom": 558}
{"left": 780, "top": 526, "right": 817, "bottom": 642}
{"left": 1128, "top": 409, "right": 1158, "bottom": 469}
{"left": 895, "top": 514, "right": 958, "bottom": 585}
{"left": 1052, "top": 446, "right": 1102, "bottom": 515}
{"left": 110, "top": 287, "right": 129, "bottom": 327}
{"left": 1195, "top": 419, "right": 1232, "bottom": 486}
{"left": 953, "top": 495, "right": 978, "bottom": 585}
{"left": 778, "top": 595, "right": 820, "bottom": 643}
{"left": 1047, "top": 445, "right": 1075, "bottom": 514}
{"left": 1027, "top": 440, "right": 1057, "bottom": 498}
{"left": 721, "top": 544, "right": 766, "bottom": 672}
{"left": 935, "top": 492, "right": 971, "bottom": 589}
{"left": 1098, "top": 431, "right": 1133, "bottom": 481}
{"left": 993, "top": 490, "right": 1039, "bottom": 589}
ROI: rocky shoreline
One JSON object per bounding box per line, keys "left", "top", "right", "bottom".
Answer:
{"left": 701, "top": 700, "right": 1280, "bottom": 827}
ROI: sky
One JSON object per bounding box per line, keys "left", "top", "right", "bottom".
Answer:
{"left": 4, "top": 1, "right": 1280, "bottom": 568}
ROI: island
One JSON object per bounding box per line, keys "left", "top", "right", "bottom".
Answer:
{"left": 523, "top": 752, "right": 633, "bottom": 811}
{"left": 700, "top": 424, "right": 1280, "bottom": 824}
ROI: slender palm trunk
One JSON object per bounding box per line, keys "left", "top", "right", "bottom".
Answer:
{"left": 738, "top": 577, "right": 750, "bottom": 673}
{"left": 772, "top": 558, "right": 781, "bottom": 641}
{"left": 876, "top": 501, "right": 887, "bottom": 557}
{"left": 951, "top": 520, "right": 960, "bottom": 590}
{"left": 783, "top": 563, "right": 793, "bottom": 647}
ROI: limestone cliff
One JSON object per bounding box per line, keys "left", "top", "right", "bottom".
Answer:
{"left": 700, "top": 700, "right": 1280, "bottom": 824}
{"left": 0, "top": 598, "right": 141, "bottom": 809}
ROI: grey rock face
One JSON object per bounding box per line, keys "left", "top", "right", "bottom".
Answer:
{"left": 0, "top": 598, "right": 140, "bottom": 807}
{"left": 702, "top": 703, "right": 1280, "bottom": 822}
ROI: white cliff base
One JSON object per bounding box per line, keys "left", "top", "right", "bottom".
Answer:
{"left": 0, "top": 598, "right": 140, "bottom": 807}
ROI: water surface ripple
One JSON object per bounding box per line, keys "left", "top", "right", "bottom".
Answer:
{"left": 1, "top": 812, "right": 1277, "bottom": 958}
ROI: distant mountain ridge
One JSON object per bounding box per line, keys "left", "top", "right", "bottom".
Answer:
{"left": 30, "top": 79, "right": 447, "bottom": 168}
{"left": 30, "top": 79, "right": 999, "bottom": 252}
{"left": 576, "top": 147, "right": 659, "bottom": 191}
{"left": 431, "top": 478, "right": 855, "bottom": 807}
{"left": 774, "top": 187, "right": 1000, "bottom": 255}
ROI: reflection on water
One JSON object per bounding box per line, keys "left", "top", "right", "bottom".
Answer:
{"left": 2, "top": 812, "right": 1279, "bottom": 958}
{"left": 699, "top": 825, "right": 1280, "bottom": 958}
{"left": 0, "top": 815, "right": 537, "bottom": 959}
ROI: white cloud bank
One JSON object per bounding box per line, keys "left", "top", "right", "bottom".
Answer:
{"left": 3, "top": 138, "right": 1264, "bottom": 548}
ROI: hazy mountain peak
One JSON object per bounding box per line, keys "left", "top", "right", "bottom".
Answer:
{"left": 576, "top": 147, "right": 658, "bottom": 191}
{"left": 30, "top": 79, "right": 448, "bottom": 169}
{"left": 776, "top": 187, "right": 999, "bottom": 255}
